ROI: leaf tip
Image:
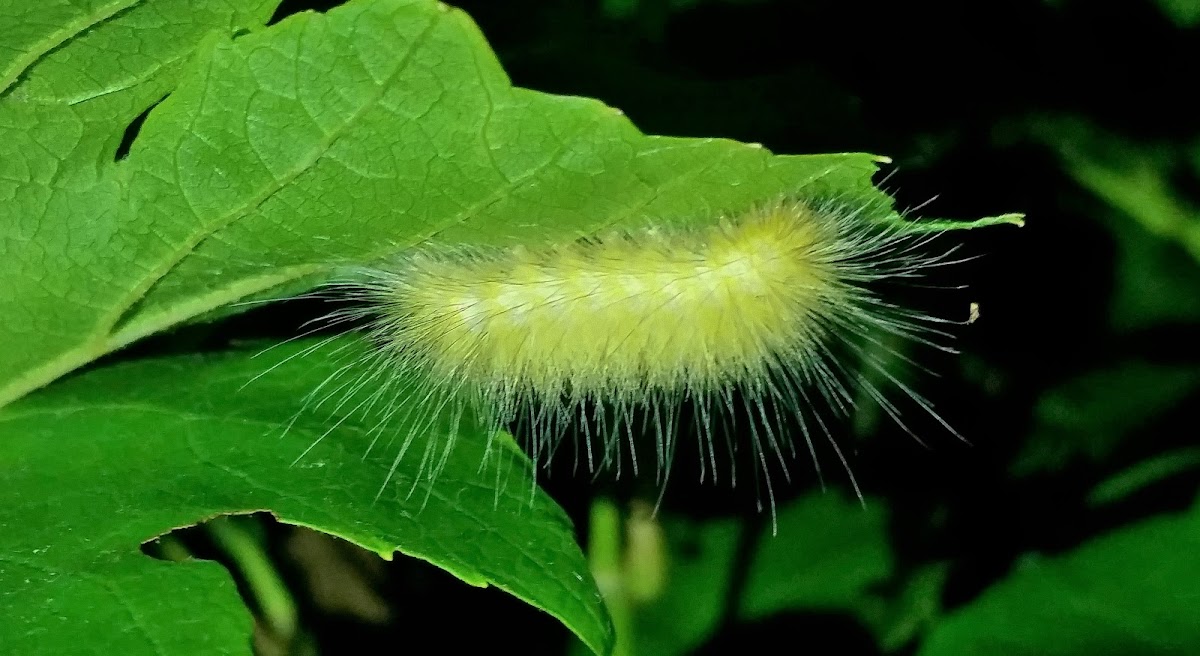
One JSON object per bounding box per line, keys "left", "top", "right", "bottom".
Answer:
{"left": 998, "top": 212, "right": 1026, "bottom": 228}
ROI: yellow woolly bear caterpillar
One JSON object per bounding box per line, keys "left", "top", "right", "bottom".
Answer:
{"left": 297, "top": 194, "right": 963, "bottom": 512}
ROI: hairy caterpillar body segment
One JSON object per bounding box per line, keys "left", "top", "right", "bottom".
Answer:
{"left": 309, "top": 197, "right": 957, "bottom": 509}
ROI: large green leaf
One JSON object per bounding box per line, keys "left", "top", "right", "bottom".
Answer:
{"left": 919, "top": 502, "right": 1200, "bottom": 656}
{"left": 0, "top": 0, "right": 1018, "bottom": 409}
{"left": 0, "top": 338, "right": 614, "bottom": 654}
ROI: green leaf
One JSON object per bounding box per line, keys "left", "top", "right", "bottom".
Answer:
{"left": 1105, "top": 216, "right": 1200, "bottom": 332}
{"left": 864, "top": 562, "right": 951, "bottom": 652}
{"left": 2, "top": 0, "right": 280, "bottom": 107}
{"left": 1012, "top": 361, "right": 1200, "bottom": 476}
{"left": 0, "top": 0, "right": 284, "bottom": 407}
{"left": 0, "top": 0, "right": 1015, "bottom": 409}
{"left": 0, "top": 337, "right": 614, "bottom": 655}
{"left": 1035, "top": 116, "right": 1200, "bottom": 331}
{"left": 624, "top": 492, "right": 892, "bottom": 656}
{"left": 629, "top": 513, "right": 742, "bottom": 656}
{"left": 1153, "top": 0, "right": 1200, "bottom": 28}
{"left": 919, "top": 504, "right": 1200, "bottom": 656}
{"left": 1, "top": 0, "right": 138, "bottom": 95}
{"left": 1087, "top": 447, "right": 1200, "bottom": 507}
{"left": 737, "top": 492, "right": 892, "bottom": 619}
{"left": 886, "top": 212, "right": 1024, "bottom": 234}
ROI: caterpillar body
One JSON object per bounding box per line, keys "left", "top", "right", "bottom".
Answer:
{"left": 301, "top": 196, "right": 960, "bottom": 511}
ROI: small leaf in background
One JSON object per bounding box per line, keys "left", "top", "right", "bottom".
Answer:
{"left": 737, "top": 492, "right": 892, "bottom": 619}
{"left": 1012, "top": 361, "right": 1200, "bottom": 476}
{"left": 616, "top": 491, "right": 892, "bottom": 656}
{"left": 1037, "top": 116, "right": 1200, "bottom": 332}
{"left": 1153, "top": 0, "right": 1200, "bottom": 27}
{"left": 864, "top": 562, "right": 952, "bottom": 652}
{"left": 919, "top": 502, "right": 1200, "bottom": 656}
{"left": 1088, "top": 447, "right": 1200, "bottom": 507}
{"left": 629, "top": 514, "right": 742, "bottom": 656}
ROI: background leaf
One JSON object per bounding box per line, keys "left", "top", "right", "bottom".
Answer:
{"left": 919, "top": 501, "right": 1200, "bottom": 656}
{"left": 1012, "top": 361, "right": 1200, "bottom": 476}
{"left": 738, "top": 493, "right": 892, "bottom": 619}
{"left": 615, "top": 492, "right": 892, "bottom": 656}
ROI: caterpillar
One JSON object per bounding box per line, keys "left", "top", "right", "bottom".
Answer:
{"left": 285, "top": 194, "right": 967, "bottom": 515}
